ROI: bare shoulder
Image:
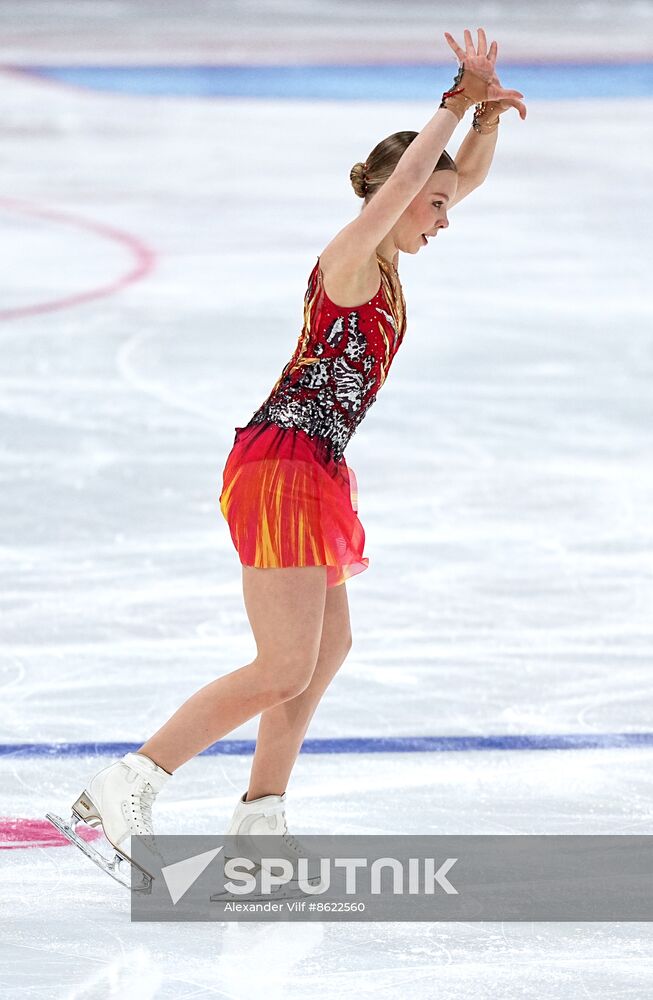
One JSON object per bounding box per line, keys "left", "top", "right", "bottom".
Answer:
{"left": 317, "top": 237, "right": 381, "bottom": 309}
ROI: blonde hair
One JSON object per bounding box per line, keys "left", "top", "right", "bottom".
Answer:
{"left": 350, "top": 130, "right": 457, "bottom": 200}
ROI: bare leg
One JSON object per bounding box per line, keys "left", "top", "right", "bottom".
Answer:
{"left": 244, "top": 579, "right": 352, "bottom": 800}
{"left": 136, "top": 565, "right": 328, "bottom": 774}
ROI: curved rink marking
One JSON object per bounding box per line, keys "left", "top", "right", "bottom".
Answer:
{"left": 0, "top": 197, "right": 155, "bottom": 321}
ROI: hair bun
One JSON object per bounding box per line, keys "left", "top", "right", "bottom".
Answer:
{"left": 350, "top": 161, "right": 368, "bottom": 199}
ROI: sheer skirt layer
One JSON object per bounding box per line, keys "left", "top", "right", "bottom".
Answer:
{"left": 219, "top": 421, "right": 369, "bottom": 588}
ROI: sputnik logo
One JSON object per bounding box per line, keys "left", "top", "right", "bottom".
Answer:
{"left": 160, "top": 846, "right": 224, "bottom": 905}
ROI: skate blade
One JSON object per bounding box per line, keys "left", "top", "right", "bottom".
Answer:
{"left": 71, "top": 790, "right": 160, "bottom": 883}
{"left": 45, "top": 811, "right": 152, "bottom": 893}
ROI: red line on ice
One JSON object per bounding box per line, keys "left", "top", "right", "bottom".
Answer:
{"left": 0, "top": 197, "right": 155, "bottom": 321}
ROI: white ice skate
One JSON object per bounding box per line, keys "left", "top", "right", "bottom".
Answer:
{"left": 210, "top": 790, "right": 322, "bottom": 903}
{"left": 45, "top": 751, "right": 172, "bottom": 891}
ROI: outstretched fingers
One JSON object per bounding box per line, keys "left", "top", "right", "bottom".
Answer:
{"left": 444, "top": 27, "right": 495, "bottom": 63}
{"left": 443, "top": 30, "right": 465, "bottom": 62}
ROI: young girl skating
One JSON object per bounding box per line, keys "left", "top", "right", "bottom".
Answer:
{"left": 47, "top": 27, "right": 526, "bottom": 887}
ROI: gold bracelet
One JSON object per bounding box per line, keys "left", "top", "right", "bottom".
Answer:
{"left": 472, "top": 102, "right": 500, "bottom": 134}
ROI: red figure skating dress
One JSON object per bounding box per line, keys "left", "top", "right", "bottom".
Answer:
{"left": 219, "top": 252, "right": 407, "bottom": 587}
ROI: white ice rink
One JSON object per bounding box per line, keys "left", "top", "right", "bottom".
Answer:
{"left": 1, "top": 0, "right": 653, "bottom": 996}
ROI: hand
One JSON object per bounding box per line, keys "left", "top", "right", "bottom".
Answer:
{"left": 483, "top": 67, "right": 527, "bottom": 120}
{"left": 444, "top": 28, "right": 525, "bottom": 112}
{"left": 479, "top": 95, "right": 528, "bottom": 122}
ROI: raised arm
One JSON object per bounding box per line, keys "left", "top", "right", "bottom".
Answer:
{"left": 450, "top": 119, "right": 500, "bottom": 206}
{"left": 450, "top": 33, "right": 528, "bottom": 207}
{"left": 327, "top": 107, "right": 460, "bottom": 273}
{"left": 322, "top": 27, "right": 524, "bottom": 272}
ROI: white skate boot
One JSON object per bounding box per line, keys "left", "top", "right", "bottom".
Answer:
{"left": 210, "top": 790, "right": 322, "bottom": 903}
{"left": 45, "top": 751, "right": 172, "bottom": 890}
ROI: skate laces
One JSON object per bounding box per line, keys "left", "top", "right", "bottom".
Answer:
{"left": 130, "top": 778, "right": 156, "bottom": 833}
{"left": 280, "top": 831, "right": 321, "bottom": 887}
{"left": 273, "top": 809, "right": 307, "bottom": 857}
{"left": 281, "top": 830, "right": 309, "bottom": 857}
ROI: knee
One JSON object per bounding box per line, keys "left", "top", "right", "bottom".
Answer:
{"left": 277, "top": 675, "right": 313, "bottom": 701}
{"left": 254, "top": 653, "right": 318, "bottom": 702}
{"left": 280, "top": 633, "right": 353, "bottom": 698}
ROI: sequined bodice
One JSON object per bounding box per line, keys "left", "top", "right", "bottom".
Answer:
{"left": 242, "top": 252, "right": 407, "bottom": 464}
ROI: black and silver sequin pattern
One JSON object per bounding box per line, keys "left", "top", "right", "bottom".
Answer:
{"left": 244, "top": 255, "right": 406, "bottom": 464}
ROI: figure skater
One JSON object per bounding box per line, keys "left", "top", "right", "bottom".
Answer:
{"left": 46, "top": 27, "right": 527, "bottom": 886}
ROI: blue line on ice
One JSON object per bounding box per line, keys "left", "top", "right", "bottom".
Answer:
{"left": 2, "top": 732, "right": 653, "bottom": 758}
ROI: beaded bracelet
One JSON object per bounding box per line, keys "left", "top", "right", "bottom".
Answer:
{"left": 472, "top": 102, "right": 500, "bottom": 134}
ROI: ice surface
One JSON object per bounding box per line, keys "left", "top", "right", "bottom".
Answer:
{"left": 1, "top": 1, "right": 652, "bottom": 997}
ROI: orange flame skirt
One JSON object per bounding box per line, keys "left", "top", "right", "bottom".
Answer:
{"left": 219, "top": 422, "right": 369, "bottom": 588}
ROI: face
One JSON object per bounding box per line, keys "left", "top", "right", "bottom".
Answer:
{"left": 397, "top": 169, "right": 458, "bottom": 254}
